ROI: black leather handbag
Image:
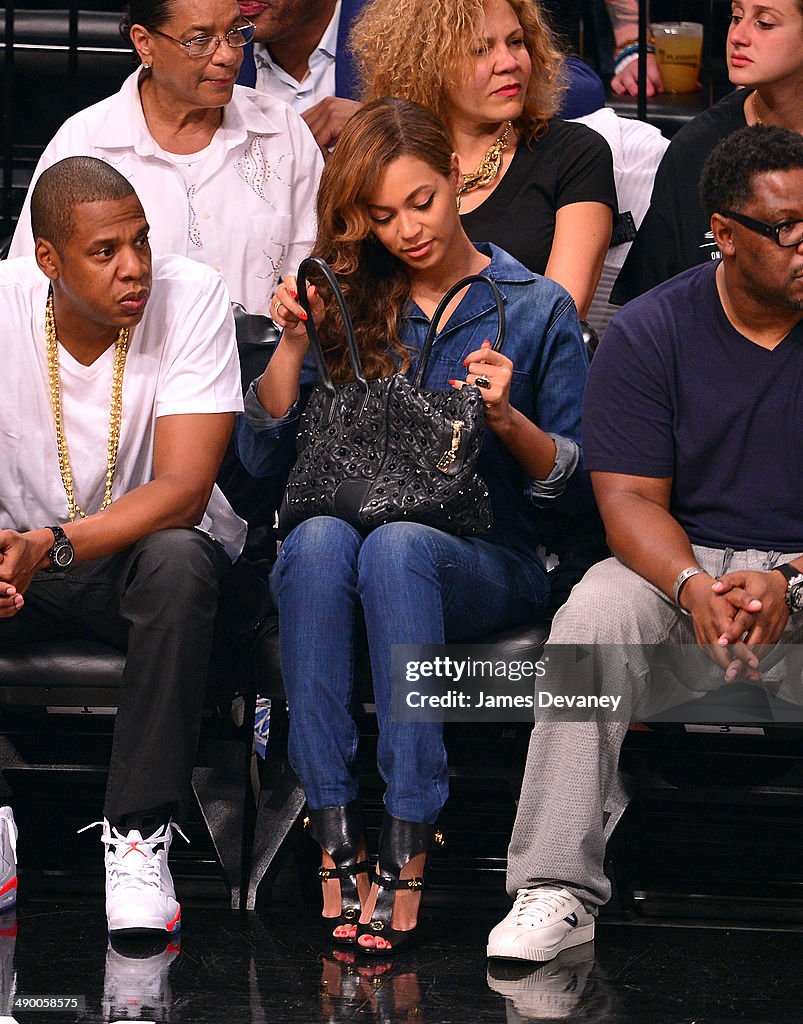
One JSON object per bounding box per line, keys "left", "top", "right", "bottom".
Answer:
{"left": 278, "top": 257, "right": 506, "bottom": 538}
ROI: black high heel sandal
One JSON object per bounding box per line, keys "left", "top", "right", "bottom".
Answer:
{"left": 355, "top": 814, "right": 442, "bottom": 956}
{"left": 307, "top": 800, "right": 371, "bottom": 946}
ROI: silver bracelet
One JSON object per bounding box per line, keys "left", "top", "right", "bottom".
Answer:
{"left": 672, "top": 565, "right": 707, "bottom": 612}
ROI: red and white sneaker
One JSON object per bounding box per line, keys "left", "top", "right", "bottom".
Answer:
{"left": 0, "top": 808, "right": 17, "bottom": 913}
{"left": 81, "top": 819, "right": 187, "bottom": 935}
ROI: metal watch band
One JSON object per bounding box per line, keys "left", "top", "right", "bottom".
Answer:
{"left": 47, "top": 524, "right": 74, "bottom": 570}
{"left": 773, "top": 562, "right": 803, "bottom": 612}
{"left": 49, "top": 524, "right": 68, "bottom": 547}
{"left": 672, "top": 565, "right": 706, "bottom": 612}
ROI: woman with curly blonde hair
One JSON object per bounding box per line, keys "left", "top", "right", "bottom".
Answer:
{"left": 350, "top": 0, "right": 617, "bottom": 319}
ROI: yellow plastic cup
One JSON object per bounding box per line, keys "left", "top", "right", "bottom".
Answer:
{"left": 652, "top": 21, "right": 703, "bottom": 94}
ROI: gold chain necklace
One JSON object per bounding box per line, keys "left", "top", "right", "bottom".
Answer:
{"left": 45, "top": 289, "right": 129, "bottom": 521}
{"left": 458, "top": 121, "right": 513, "bottom": 196}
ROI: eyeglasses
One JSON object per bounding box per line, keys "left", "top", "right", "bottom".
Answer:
{"left": 150, "top": 21, "right": 255, "bottom": 58}
{"left": 721, "top": 209, "right": 803, "bottom": 249}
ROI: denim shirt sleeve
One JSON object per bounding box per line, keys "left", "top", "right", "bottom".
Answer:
{"left": 402, "top": 253, "right": 589, "bottom": 514}
{"left": 235, "top": 347, "right": 317, "bottom": 479}
{"left": 521, "top": 292, "right": 588, "bottom": 508}
{"left": 525, "top": 432, "right": 580, "bottom": 503}
{"left": 243, "top": 377, "right": 301, "bottom": 432}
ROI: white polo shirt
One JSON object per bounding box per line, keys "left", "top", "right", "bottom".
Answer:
{"left": 0, "top": 255, "right": 247, "bottom": 561}
{"left": 9, "top": 70, "right": 324, "bottom": 315}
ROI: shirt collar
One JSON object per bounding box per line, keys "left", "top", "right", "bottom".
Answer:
{"left": 477, "top": 242, "right": 538, "bottom": 284}
{"left": 318, "top": 1, "right": 341, "bottom": 58}
{"left": 405, "top": 243, "right": 537, "bottom": 328}
{"left": 253, "top": 1, "right": 341, "bottom": 70}
{"left": 93, "top": 68, "right": 285, "bottom": 155}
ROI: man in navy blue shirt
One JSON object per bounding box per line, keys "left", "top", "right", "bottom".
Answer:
{"left": 487, "top": 125, "right": 803, "bottom": 964}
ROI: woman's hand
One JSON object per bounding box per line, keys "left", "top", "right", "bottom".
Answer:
{"left": 258, "top": 275, "right": 327, "bottom": 419}
{"left": 450, "top": 340, "right": 559, "bottom": 480}
{"left": 270, "top": 274, "right": 326, "bottom": 348}
{"left": 450, "top": 340, "right": 514, "bottom": 433}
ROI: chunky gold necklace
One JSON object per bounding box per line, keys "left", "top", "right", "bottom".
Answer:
{"left": 458, "top": 121, "right": 513, "bottom": 196}
{"left": 45, "top": 289, "right": 129, "bottom": 521}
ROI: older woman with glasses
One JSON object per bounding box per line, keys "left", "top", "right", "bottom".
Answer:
{"left": 10, "top": 0, "right": 323, "bottom": 316}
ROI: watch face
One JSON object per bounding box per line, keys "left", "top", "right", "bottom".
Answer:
{"left": 52, "top": 542, "right": 74, "bottom": 569}
{"left": 788, "top": 580, "right": 803, "bottom": 613}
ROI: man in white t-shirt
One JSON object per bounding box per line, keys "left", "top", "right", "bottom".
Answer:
{"left": 0, "top": 157, "right": 246, "bottom": 935}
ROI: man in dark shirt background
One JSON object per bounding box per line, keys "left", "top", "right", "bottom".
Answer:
{"left": 486, "top": 125, "right": 803, "bottom": 964}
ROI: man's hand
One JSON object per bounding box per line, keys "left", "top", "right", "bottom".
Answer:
{"left": 302, "top": 97, "right": 360, "bottom": 154}
{"left": 710, "top": 570, "right": 790, "bottom": 678}
{"left": 680, "top": 572, "right": 762, "bottom": 682}
{"left": 0, "top": 528, "right": 52, "bottom": 600}
{"left": 0, "top": 582, "right": 24, "bottom": 619}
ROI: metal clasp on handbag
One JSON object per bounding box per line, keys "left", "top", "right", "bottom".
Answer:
{"left": 436, "top": 419, "right": 464, "bottom": 473}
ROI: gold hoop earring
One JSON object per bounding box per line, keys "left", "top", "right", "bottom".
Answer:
{"left": 456, "top": 196, "right": 462, "bottom": 213}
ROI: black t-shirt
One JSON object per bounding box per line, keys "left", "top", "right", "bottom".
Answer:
{"left": 460, "top": 119, "right": 617, "bottom": 277}
{"left": 585, "top": 262, "right": 803, "bottom": 552}
{"left": 611, "top": 88, "right": 749, "bottom": 305}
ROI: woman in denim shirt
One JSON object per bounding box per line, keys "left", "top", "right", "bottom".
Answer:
{"left": 237, "top": 97, "right": 588, "bottom": 954}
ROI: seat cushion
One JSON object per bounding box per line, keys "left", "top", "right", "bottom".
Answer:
{"left": 0, "top": 640, "right": 125, "bottom": 704}
{"left": 477, "top": 622, "right": 549, "bottom": 657}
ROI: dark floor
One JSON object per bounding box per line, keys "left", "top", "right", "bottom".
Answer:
{"left": 2, "top": 894, "right": 802, "bottom": 1024}
{"left": 4, "top": 715, "right": 803, "bottom": 1022}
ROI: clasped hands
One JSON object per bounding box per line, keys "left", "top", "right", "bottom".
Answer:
{"left": 683, "top": 568, "right": 790, "bottom": 683}
{"left": 0, "top": 529, "right": 52, "bottom": 618}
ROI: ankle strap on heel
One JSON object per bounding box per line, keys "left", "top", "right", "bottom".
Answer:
{"left": 372, "top": 868, "right": 425, "bottom": 892}
{"left": 318, "top": 860, "right": 371, "bottom": 882}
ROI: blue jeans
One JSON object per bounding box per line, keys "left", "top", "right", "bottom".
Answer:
{"left": 270, "top": 517, "right": 549, "bottom": 823}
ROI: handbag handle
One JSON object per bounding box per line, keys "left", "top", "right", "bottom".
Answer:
{"left": 296, "top": 256, "right": 367, "bottom": 398}
{"left": 295, "top": 259, "right": 505, "bottom": 393}
{"left": 412, "top": 274, "right": 506, "bottom": 388}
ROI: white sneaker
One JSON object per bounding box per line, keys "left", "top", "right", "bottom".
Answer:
{"left": 81, "top": 819, "right": 187, "bottom": 934}
{"left": 0, "top": 809, "right": 17, "bottom": 913}
{"left": 487, "top": 886, "right": 595, "bottom": 962}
